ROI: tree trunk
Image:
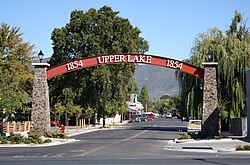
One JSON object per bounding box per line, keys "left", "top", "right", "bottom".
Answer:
{"left": 76, "top": 116, "right": 79, "bottom": 132}
{"left": 88, "top": 118, "right": 90, "bottom": 129}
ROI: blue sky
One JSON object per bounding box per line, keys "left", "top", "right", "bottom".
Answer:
{"left": 1, "top": 0, "right": 250, "bottom": 60}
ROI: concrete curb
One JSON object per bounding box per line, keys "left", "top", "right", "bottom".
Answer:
{"left": 175, "top": 138, "right": 232, "bottom": 143}
{"left": 0, "top": 138, "right": 78, "bottom": 148}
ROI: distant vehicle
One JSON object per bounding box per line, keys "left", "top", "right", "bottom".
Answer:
{"left": 140, "top": 114, "right": 148, "bottom": 121}
{"left": 166, "top": 113, "right": 172, "bottom": 119}
{"left": 129, "top": 115, "right": 141, "bottom": 123}
{"left": 187, "top": 120, "right": 202, "bottom": 135}
{"left": 146, "top": 113, "right": 154, "bottom": 121}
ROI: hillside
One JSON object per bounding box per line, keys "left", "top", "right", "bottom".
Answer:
{"left": 135, "top": 64, "right": 179, "bottom": 101}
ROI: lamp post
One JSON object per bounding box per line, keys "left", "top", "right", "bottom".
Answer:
{"left": 207, "top": 49, "right": 212, "bottom": 62}
{"left": 199, "top": 80, "right": 203, "bottom": 90}
{"left": 38, "top": 50, "right": 44, "bottom": 63}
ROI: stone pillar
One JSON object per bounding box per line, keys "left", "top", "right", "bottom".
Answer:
{"left": 31, "top": 63, "right": 51, "bottom": 132}
{"left": 202, "top": 62, "right": 219, "bottom": 137}
{"left": 246, "top": 69, "right": 250, "bottom": 139}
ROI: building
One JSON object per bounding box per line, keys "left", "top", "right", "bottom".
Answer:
{"left": 128, "top": 94, "right": 144, "bottom": 114}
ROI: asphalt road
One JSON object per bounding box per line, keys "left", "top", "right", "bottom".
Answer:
{"left": 1, "top": 117, "right": 250, "bottom": 165}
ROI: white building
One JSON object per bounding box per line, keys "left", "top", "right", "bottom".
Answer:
{"left": 128, "top": 94, "right": 144, "bottom": 114}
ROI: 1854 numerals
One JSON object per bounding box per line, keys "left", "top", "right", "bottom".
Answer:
{"left": 66, "top": 60, "right": 83, "bottom": 71}
{"left": 166, "top": 59, "right": 183, "bottom": 69}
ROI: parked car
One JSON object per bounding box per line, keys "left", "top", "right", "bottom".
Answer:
{"left": 187, "top": 120, "right": 202, "bottom": 135}
{"left": 140, "top": 114, "right": 148, "bottom": 121}
{"left": 129, "top": 115, "right": 141, "bottom": 123}
{"left": 166, "top": 113, "right": 172, "bottom": 119}
{"left": 146, "top": 113, "right": 154, "bottom": 121}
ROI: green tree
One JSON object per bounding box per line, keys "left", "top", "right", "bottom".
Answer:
{"left": 72, "top": 105, "right": 82, "bottom": 131}
{"left": 48, "top": 6, "right": 149, "bottom": 122}
{"left": 53, "top": 102, "right": 65, "bottom": 128}
{"left": 139, "top": 85, "right": 154, "bottom": 113}
{"left": 155, "top": 96, "right": 178, "bottom": 115}
{"left": 84, "top": 106, "right": 94, "bottom": 128}
{"left": 176, "top": 11, "right": 250, "bottom": 129}
{"left": 0, "top": 23, "right": 34, "bottom": 121}
{"left": 57, "top": 87, "right": 77, "bottom": 128}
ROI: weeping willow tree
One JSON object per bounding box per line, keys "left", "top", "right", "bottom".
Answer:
{"left": 176, "top": 11, "right": 250, "bottom": 129}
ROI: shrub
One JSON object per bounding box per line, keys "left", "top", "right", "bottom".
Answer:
{"left": 28, "top": 131, "right": 42, "bottom": 139}
{"left": 43, "top": 139, "right": 52, "bottom": 143}
{"left": 1, "top": 139, "right": 8, "bottom": 144}
{"left": 43, "top": 130, "right": 68, "bottom": 139}
{"left": 44, "top": 131, "right": 54, "bottom": 138}
{"left": 0, "top": 130, "right": 68, "bottom": 145}
{"left": 23, "top": 139, "right": 32, "bottom": 144}
{"left": 244, "top": 145, "right": 250, "bottom": 150}
{"left": 0, "top": 136, "right": 5, "bottom": 141}
{"left": 8, "top": 133, "right": 25, "bottom": 144}
{"left": 179, "top": 132, "right": 191, "bottom": 140}
{"left": 236, "top": 145, "right": 250, "bottom": 151}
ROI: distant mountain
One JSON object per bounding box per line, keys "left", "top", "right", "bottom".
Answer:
{"left": 135, "top": 64, "right": 179, "bottom": 101}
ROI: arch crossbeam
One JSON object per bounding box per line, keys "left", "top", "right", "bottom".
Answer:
{"left": 47, "top": 54, "right": 204, "bottom": 79}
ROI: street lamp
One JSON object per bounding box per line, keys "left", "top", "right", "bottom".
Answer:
{"left": 38, "top": 50, "right": 44, "bottom": 63}
{"left": 199, "top": 80, "right": 203, "bottom": 90}
{"left": 207, "top": 50, "right": 212, "bottom": 62}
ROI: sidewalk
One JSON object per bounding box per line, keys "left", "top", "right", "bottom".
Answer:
{"left": 65, "top": 120, "right": 128, "bottom": 137}
{"left": 164, "top": 136, "right": 250, "bottom": 153}
{"left": 64, "top": 125, "right": 102, "bottom": 137}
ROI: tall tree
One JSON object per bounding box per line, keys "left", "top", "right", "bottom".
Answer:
{"left": 84, "top": 106, "right": 95, "bottom": 128}
{"left": 155, "top": 95, "right": 179, "bottom": 115}
{"left": 139, "top": 85, "right": 154, "bottom": 113}
{"left": 0, "top": 23, "right": 34, "bottom": 120}
{"left": 176, "top": 11, "right": 250, "bottom": 130}
{"left": 48, "top": 6, "right": 149, "bottom": 122}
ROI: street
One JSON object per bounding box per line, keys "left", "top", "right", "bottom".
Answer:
{"left": 0, "top": 117, "right": 250, "bottom": 165}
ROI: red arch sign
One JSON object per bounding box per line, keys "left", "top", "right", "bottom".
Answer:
{"left": 46, "top": 54, "right": 204, "bottom": 80}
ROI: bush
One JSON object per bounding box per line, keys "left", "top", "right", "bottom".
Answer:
{"left": 8, "top": 133, "right": 25, "bottom": 144}
{"left": 179, "top": 132, "right": 191, "bottom": 140}
{"left": 43, "top": 139, "right": 52, "bottom": 143}
{"left": 28, "top": 131, "right": 42, "bottom": 139}
{"left": 23, "top": 139, "right": 32, "bottom": 144}
{"left": 44, "top": 131, "right": 54, "bottom": 138}
{"left": 236, "top": 145, "right": 250, "bottom": 151}
{"left": 244, "top": 145, "right": 250, "bottom": 150}
{"left": 0, "top": 130, "right": 68, "bottom": 145}
{"left": 0, "top": 136, "right": 4, "bottom": 141}
{"left": 44, "top": 131, "right": 68, "bottom": 139}
{"left": 56, "top": 132, "right": 68, "bottom": 139}
{"left": 1, "top": 139, "right": 8, "bottom": 144}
